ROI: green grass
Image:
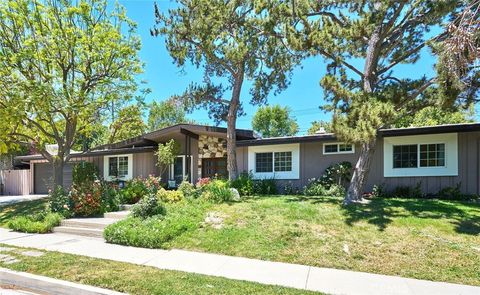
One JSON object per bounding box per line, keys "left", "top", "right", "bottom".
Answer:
{"left": 164, "top": 196, "right": 480, "bottom": 286}
{"left": 0, "top": 244, "right": 316, "bottom": 295}
{"left": 8, "top": 212, "right": 62, "bottom": 233}
{"left": 0, "top": 198, "right": 49, "bottom": 227}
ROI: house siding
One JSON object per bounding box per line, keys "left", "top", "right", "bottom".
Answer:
{"left": 239, "top": 131, "right": 480, "bottom": 195}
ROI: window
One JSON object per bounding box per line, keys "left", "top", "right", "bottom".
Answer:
{"left": 255, "top": 151, "right": 293, "bottom": 173}
{"left": 109, "top": 156, "right": 129, "bottom": 177}
{"left": 255, "top": 152, "right": 273, "bottom": 172}
{"left": 274, "top": 152, "right": 292, "bottom": 172}
{"left": 104, "top": 154, "right": 132, "bottom": 180}
{"left": 393, "top": 143, "right": 446, "bottom": 169}
{"left": 420, "top": 144, "right": 445, "bottom": 167}
{"left": 393, "top": 145, "right": 418, "bottom": 168}
{"left": 323, "top": 143, "right": 354, "bottom": 154}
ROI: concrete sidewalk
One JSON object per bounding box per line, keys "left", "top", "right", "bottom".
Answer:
{"left": 0, "top": 228, "right": 479, "bottom": 295}
{"left": 0, "top": 195, "right": 48, "bottom": 206}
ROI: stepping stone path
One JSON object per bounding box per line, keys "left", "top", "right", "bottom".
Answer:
{"left": 53, "top": 205, "right": 132, "bottom": 238}
{"left": 0, "top": 254, "right": 19, "bottom": 265}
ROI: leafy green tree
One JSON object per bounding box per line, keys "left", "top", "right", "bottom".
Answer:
{"left": 395, "top": 106, "right": 475, "bottom": 128}
{"left": 0, "top": 0, "right": 142, "bottom": 188}
{"left": 152, "top": 0, "right": 299, "bottom": 180}
{"left": 308, "top": 120, "right": 333, "bottom": 135}
{"left": 109, "top": 105, "right": 147, "bottom": 143}
{"left": 148, "top": 99, "right": 191, "bottom": 131}
{"left": 156, "top": 139, "right": 181, "bottom": 177}
{"left": 268, "top": 0, "right": 479, "bottom": 204}
{"left": 252, "top": 105, "right": 298, "bottom": 137}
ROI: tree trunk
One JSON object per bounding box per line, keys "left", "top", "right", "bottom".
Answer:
{"left": 52, "top": 157, "right": 65, "bottom": 190}
{"left": 344, "top": 140, "right": 376, "bottom": 205}
{"left": 227, "top": 71, "right": 244, "bottom": 181}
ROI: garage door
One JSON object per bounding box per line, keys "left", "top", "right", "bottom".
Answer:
{"left": 34, "top": 163, "right": 74, "bottom": 194}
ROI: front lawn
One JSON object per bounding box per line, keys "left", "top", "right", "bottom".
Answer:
{"left": 0, "top": 198, "right": 49, "bottom": 228}
{"left": 159, "top": 196, "right": 480, "bottom": 286}
{"left": 0, "top": 244, "right": 315, "bottom": 295}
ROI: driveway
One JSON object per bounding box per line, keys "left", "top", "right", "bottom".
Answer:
{"left": 0, "top": 195, "right": 48, "bottom": 206}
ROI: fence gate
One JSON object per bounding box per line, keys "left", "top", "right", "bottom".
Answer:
{"left": 0, "top": 170, "right": 31, "bottom": 195}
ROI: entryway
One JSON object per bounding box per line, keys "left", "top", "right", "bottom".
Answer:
{"left": 201, "top": 157, "right": 227, "bottom": 178}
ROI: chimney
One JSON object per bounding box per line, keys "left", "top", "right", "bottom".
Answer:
{"left": 315, "top": 127, "right": 326, "bottom": 134}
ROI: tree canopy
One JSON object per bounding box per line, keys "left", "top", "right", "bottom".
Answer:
{"left": 148, "top": 100, "right": 191, "bottom": 131}
{"left": 109, "top": 105, "right": 147, "bottom": 143}
{"left": 152, "top": 0, "right": 299, "bottom": 179}
{"left": 0, "top": 0, "right": 142, "bottom": 187}
{"left": 252, "top": 105, "right": 299, "bottom": 137}
{"left": 266, "top": 0, "right": 479, "bottom": 204}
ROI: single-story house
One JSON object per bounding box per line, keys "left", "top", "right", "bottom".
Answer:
{"left": 14, "top": 123, "right": 480, "bottom": 196}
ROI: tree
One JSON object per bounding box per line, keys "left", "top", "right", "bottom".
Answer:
{"left": 109, "top": 105, "right": 147, "bottom": 143}
{"left": 395, "top": 106, "right": 475, "bottom": 128}
{"left": 152, "top": 0, "right": 298, "bottom": 180}
{"left": 0, "top": 0, "right": 142, "bottom": 188}
{"left": 156, "top": 139, "right": 181, "bottom": 177}
{"left": 252, "top": 105, "right": 298, "bottom": 137}
{"left": 269, "top": 0, "right": 479, "bottom": 204}
{"left": 148, "top": 99, "right": 190, "bottom": 131}
{"left": 308, "top": 120, "right": 333, "bottom": 135}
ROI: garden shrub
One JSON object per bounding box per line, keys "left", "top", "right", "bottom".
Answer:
{"left": 195, "top": 177, "right": 211, "bottom": 188}
{"left": 178, "top": 181, "right": 199, "bottom": 199}
{"left": 69, "top": 181, "right": 102, "bottom": 216}
{"left": 283, "top": 181, "right": 301, "bottom": 195}
{"left": 391, "top": 182, "right": 423, "bottom": 198}
{"left": 201, "top": 179, "right": 234, "bottom": 203}
{"left": 319, "top": 161, "right": 352, "bottom": 188}
{"left": 120, "top": 178, "right": 149, "bottom": 204}
{"left": 104, "top": 201, "right": 209, "bottom": 248}
{"left": 303, "top": 178, "right": 345, "bottom": 197}
{"left": 230, "top": 171, "right": 254, "bottom": 196}
{"left": 72, "top": 161, "right": 99, "bottom": 185}
{"left": 144, "top": 175, "right": 163, "bottom": 193}
{"left": 131, "top": 193, "right": 166, "bottom": 218}
{"left": 157, "top": 188, "right": 184, "bottom": 203}
{"left": 253, "top": 177, "right": 277, "bottom": 195}
{"left": 8, "top": 212, "right": 62, "bottom": 234}
{"left": 48, "top": 186, "right": 73, "bottom": 218}
{"left": 101, "top": 182, "right": 121, "bottom": 213}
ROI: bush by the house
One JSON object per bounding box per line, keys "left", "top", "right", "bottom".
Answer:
{"left": 48, "top": 186, "right": 73, "bottom": 218}
{"left": 104, "top": 201, "right": 208, "bottom": 249}
{"left": 119, "top": 178, "right": 149, "bottom": 204}
{"left": 283, "top": 181, "right": 301, "bottom": 195}
{"left": 253, "top": 177, "right": 277, "bottom": 195}
{"left": 131, "top": 193, "right": 166, "bottom": 218}
{"left": 69, "top": 182, "right": 103, "bottom": 217}
{"left": 72, "top": 161, "right": 99, "bottom": 185}
{"left": 319, "top": 161, "right": 352, "bottom": 188}
{"left": 178, "top": 181, "right": 199, "bottom": 199}
{"left": 157, "top": 188, "right": 184, "bottom": 203}
{"left": 201, "top": 179, "right": 234, "bottom": 203}
{"left": 144, "top": 175, "right": 163, "bottom": 193}
{"left": 8, "top": 212, "right": 62, "bottom": 234}
{"left": 391, "top": 183, "right": 424, "bottom": 199}
{"left": 195, "top": 177, "right": 211, "bottom": 188}
{"left": 100, "top": 182, "right": 121, "bottom": 213}
{"left": 303, "top": 178, "right": 345, "bottom": 198}
{"left": 230, "top": 171, "right": 254, "bottom": 196}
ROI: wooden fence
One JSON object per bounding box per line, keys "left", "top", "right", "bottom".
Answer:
{"left": 0, "top": 170, "right": 31, "bottom": 196}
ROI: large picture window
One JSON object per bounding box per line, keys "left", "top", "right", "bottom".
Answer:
{"left": 393, "top": 143, "right": 445, "bottom": 169}
{"left": 255, "top": 151, "right": 292, "bottom": 173}
{"left": 104, "top": 154, "right": 132, "bottom": 181}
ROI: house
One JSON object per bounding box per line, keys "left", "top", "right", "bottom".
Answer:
{"left": 14, "top": 123, "right": 480, "bottom": 196}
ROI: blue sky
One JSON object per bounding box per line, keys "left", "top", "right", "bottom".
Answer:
{"left": 117, "top": 0, "right": 447, "bottom": 134}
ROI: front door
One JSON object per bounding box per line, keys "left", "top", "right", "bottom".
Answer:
{"left": 170, "top": 156, "right": 192, "bottom": 185}
{"left": 202, "top": 157, "right": 227, "bottom": 179}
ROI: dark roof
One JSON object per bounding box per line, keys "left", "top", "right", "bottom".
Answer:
{"left": 16, "top": 146, "right": 156, "bottom": 162}
{"left": 378, "top": 123, "right": 480, "bottom": 137}
{"left": 237, "top": 133, "right": 337, "bottom": 146}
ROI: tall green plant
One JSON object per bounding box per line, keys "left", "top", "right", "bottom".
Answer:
{"left": 156, "top": 139, "right": 181, "bottom": 177}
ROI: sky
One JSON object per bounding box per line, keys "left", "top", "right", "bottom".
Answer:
{"left": 115, "top": 0, "right": 447, "bottom": 134}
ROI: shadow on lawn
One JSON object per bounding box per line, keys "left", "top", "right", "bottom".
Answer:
{"left": 289, "top": 195, "right": 480, "bottom": 235}
{"left": 0, "top": 199, "right": 49, "bottom": 226}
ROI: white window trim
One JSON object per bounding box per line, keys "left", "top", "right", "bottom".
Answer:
{"left": 103, "top": 154, "right": 133, "bottom": 181}
{"left": 169, "top": 155, "right": 194, "bottom": 182}
{"left": 323, "top": 142, "right": 355, "bottom": 155}
{"left": 384, "top": 133, "right": 458, "bottom": 177}
{"left": 248, "top": 144, "right": 300, "bottom": 180}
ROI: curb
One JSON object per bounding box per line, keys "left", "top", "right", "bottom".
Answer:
{"left": 0, "top": 268, "right": 126, "bottom": 295}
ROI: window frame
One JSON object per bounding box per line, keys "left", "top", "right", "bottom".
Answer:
{"left": 392, "top": 143, "right": 446, "bottom": 170}
{"left": 254, "top": 151, "right": 293, "bottom": 173}
{"left": 323, "top": 142, "right": 355, "bottom": 155}
{"left": 103, "top": 154, "right": 133, "bottom": 181}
